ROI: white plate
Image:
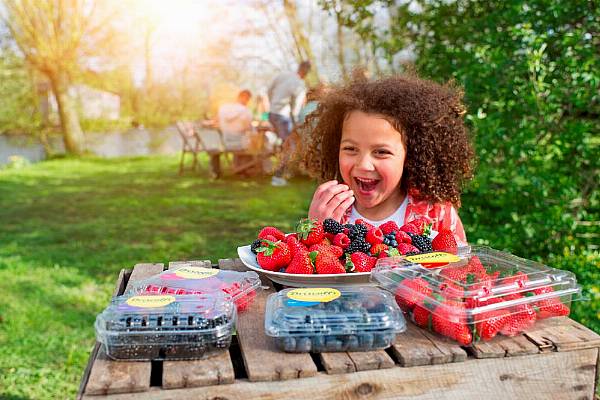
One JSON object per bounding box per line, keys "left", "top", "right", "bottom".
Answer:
{"left": 237, "top": 245, "right": 374, "bottom": 287}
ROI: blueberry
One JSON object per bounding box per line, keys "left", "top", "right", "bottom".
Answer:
{"left": 325, "top": 337, "right": 343, "bottom": 351}
{"left": 283, "top": 337, "right": 297, "bottom": 352}
{"left": 346, "top": 335, "right": 359, "bottom": 350}
{"left": 359, "top": 333, "right": 374, "bottom": 349}
{"left": 297, "top": 337, "right": 312, "bottom": 352}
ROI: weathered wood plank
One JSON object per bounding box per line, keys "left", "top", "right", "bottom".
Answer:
{"left": 83, "top": 348, "right": 599, "bottom": 400}
{"left": 84, "top": 263, "right": 164, "bottom": 395}
{"left": 320, "top": 353, "right": 356, "bottom": 374}
{"left": 230, "top": 261, "right": 318, "bottom": 381}
{"left": 525, "top": 317, "right": 600, "bottom": 353}
{"left": 219, "top": 257, "right": 249, "bottom": 272}
{"left": 161, "top": 260, "right": 235, "bottom": 389}
{"left": 348, "top": 350, "right": 395, "bottom": 371}
{"left": 471, "top": 334, "right": 540, "bottom": 359}
{"left": 391, "top": 323, "right": 466, "bottom": 366}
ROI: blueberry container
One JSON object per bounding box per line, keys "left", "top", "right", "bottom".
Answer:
{"left": 265, "top": 287, "right": 406, "bottom": 352}
{"left": 371, "top": 246, "right": 583, "bottom": 345}
{"left": 127, "top": 265, "right": 261, "bottom": 312}
{"left": 95, "top": 293, "right": 236, "bottom": 361}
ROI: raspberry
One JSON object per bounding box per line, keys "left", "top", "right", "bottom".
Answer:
{"left": 323, "top": 218, "right": 344, "bottom": 234}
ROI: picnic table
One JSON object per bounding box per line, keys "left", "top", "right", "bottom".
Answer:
{"left": 78, "top": 259, "right": 600, "bottom": 399}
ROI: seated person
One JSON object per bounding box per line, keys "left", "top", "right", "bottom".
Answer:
{"left": 213, "top": 90, "right": 254, "bottom": 177}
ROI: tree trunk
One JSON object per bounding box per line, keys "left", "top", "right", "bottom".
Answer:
{"left": 49, "top": 72, "right": 85, "bottom": 155}
{"left": 282, "top": 0, "right": 320, "bottom": 83}
{"left": 335, "top": 8, "right": 347, "bottom": 80}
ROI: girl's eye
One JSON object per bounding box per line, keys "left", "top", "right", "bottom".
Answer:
{"left": 341, "top": 146, "right": 356, "bottom": 152}
{"left": 374, "top": 149, "right": 392, "bottom": 156}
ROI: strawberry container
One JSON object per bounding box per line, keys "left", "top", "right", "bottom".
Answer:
{"left": 126, "top": 266, "right": 261, "bottom": 312}
{"left": 95, "top": 293, "right": 236, "bottom": 361}
{"left": 371, "top": 246, "right": 582, "bottom": 345}
{"left": 264, "top": 287, "right": 406, "bottom": 352}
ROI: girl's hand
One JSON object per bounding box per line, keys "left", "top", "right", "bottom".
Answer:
{"left": 308, "top": 180, "right": 355, "bottom": 222}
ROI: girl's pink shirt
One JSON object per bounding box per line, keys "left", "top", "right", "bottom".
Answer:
{"left": 340, "top": 194, "right": 467, "bottom": 245}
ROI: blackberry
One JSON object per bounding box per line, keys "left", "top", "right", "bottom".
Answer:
{"left": 408, "top": 233, "right": 433, "bottom": 253}
{"left": 323, "top": 218, "right": 344, "bottom": 234}
{"left": 250, "top": 239, "right": 263, "bottom": 254}
{"left": 347, "top": 225, "right": 358, "bottom": 239}
{"left": 353, "top": 224, "right": 368, "bottom": 238}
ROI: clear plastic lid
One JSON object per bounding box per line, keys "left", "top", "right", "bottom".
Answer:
{"left": 371, "top": 246, "right": 583, "bottom": 324}
{"left": 96, "top": 293, "right": 235, "bottom": 334}
{"left": 265, "top": 287, "right": 406, "bottom": 338}
{"left": 126, "top": 265, "right": 261, "bottom": 312}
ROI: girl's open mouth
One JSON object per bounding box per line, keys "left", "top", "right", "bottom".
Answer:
{"left": 354, "top": 177, "right": 380, "bottom": 193}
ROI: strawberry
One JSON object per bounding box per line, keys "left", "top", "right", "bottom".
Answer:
{"left": 346, "top": 252, "right": 377, "bottom": 273}
{"left": 408, "top": 217, "right": 431, "bottom": 236}
{"left": 296, "top": 218, "right": 325, "bottom": 246}
{"left": 379, "top": 221, "right": 399, "bottom": 235}
{"left": 355, "top": 218, "right": 376, "bottom": 230}
{"left": 438, "top": 279, "right": 464, "bottom": 299}
{"left": 332, "top": 233, "right": 350, "bottom": 249}
{"left": 431, "top": 229, "right": 458, "bottom": 253}
{"left": 431, "top": 300, "right": 472, "bottom": 345}
{"left": 499, "top": 268, "right": 529, "bottom": 288}
{"left": 397, "top": 242, "right": 420, "bottom": 255}
{"left": 379, "top": 247, "right": 400, "bottom": 259}
{"left": 525, "top": 288, "right": 570, "bottom": 319}
{"left": 394, "top": 277, "right": 432, "bottom": 311}
{"left": 475, "top": 309, "right": 509, "bottom": 341}
{"left": 258, "top": 226, "right": 286, "bottom": 241}
{"left": 412, "top": 304, "right": 432, "bottom": 329}
{"left": 315, "top": 253, "right": 346, "bottom": 274}
{"left": 365, "top": 227, "right": 384, "bottom": 245}
{"left": 395, "top": 230, "right": 412, "bottom": 244}
{"left": 286, "top": 251, "right": 316, "bottom": 274}
{"left": 399, "top": 223, "right": 420, "bottom": 235}
{"left": 370, "top": 243, "right": 389, "bottom": 257}
{"left": 465, "top": 296, "right": 504, "bottom": 310}
{"left": 256, "top": 239, "right": 292, "bottom": 271}
{"left": 285, "top": 235, "right": 306, "bottom": 258}
{"left": 535, "top": 298, "right": 570, "bottom": 319}
{"left": 440, "top": 265, "right": 471, "bottom": 282}
{"left": 499, "top": 304, "right": 537, "bottom": 336}
{"left": 308, "top": 243, "right": 343, "bottom": 258}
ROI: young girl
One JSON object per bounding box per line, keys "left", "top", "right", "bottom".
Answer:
{"left": 302, "top": 74, "right": 475, "bottom": 244}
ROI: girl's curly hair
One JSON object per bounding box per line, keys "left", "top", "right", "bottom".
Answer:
{"left": 301, "top": 74, "right": 475, "bottom": 207}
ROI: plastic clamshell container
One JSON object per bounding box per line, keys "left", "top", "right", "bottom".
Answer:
{"left": 127, "top": 265, "right": 261, "bottom": 312}
{"left": 265, "top": 287, "right": 406, "bottom": 353}
{"left": 371, "top": 246, "right": 582, "bottom": 345}
{"left": 95, "top": 293, "right": 236, "bottom": 361}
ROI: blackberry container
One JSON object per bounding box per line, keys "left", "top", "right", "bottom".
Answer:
{"left": 265, "top": 287, "right": 406, "bottom": 353}
{"left": 371, "top": 246, "right": 583, "bottom": 345}
{"left": 127, "top": 265, "right": 261, "bottom": 312}
{"left": 95, "top": 293, "right": 236, "bottom": 361}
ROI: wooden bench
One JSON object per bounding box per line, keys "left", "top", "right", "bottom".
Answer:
{"left": 78, "top": 260, "right": 600, "bottom": 399}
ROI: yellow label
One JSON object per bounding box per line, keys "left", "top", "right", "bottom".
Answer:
{"left": 126, "top": 295, "right": 175, "bottom": 308}
{"left": 406, "top": 252, "right": 461, "bottom": 264}
{"left": 287, "top": 288, "right": 341, "bottom": 303}
{"left": 174, "top": 266, "right": 219, "bottom": 279}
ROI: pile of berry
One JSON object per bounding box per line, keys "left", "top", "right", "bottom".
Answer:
{"left": 392, "top": 256, "right": 570, "bottom": 345}
{"left": 251, "top": 217, "right": 458, "bottom": 275}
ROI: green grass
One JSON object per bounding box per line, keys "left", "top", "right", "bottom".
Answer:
{"left": 0, "top": 155, "right": 597, "bottom": 399}
{"left": 0, "top": 155, "right": 315, "bottom": 399}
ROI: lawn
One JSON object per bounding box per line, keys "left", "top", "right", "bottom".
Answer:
{"left": 0, "top": 155, "right": 597, "bottom": 399}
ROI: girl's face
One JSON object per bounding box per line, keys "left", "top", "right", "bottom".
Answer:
{"left": 339, "top": 111, "right": 407, "bottom": 220}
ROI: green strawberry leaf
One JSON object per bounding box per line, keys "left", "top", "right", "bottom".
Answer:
{"left": 308, "top": 251, "right": 319, "bottom": 264}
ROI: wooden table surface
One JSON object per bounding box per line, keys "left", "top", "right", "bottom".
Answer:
{"left": 78, "top": 259, "right": 600, "bottom": 400}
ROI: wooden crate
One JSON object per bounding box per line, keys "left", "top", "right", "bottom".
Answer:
{"left": 78, "top": 259, "right": 600, "bottom": 400}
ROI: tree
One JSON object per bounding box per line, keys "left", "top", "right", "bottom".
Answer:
{"left": 2, "top": 0, "right": 116, "bottom": 154}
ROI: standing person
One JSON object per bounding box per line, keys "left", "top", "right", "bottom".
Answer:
{"left": 215, "top": 89, "right": 253, "bottom": 177}
{"left": 268, "top": 61, "right": 311, "bottom": 186}
{"left": 302, "top": 74, "right": 475, "bottom": 245}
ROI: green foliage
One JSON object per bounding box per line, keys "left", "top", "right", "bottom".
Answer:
{"left": 0, "top": 156, "right": 315, "bottom": 398}
{"left": 0, "top": 48, "right": 42, "bottom": 134}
